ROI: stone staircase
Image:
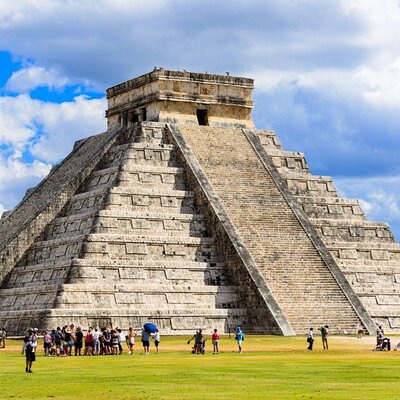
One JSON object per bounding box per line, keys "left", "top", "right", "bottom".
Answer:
{"left": 255, "top": 129, "right": 400, "bottom": 332}
{"left": 0, "top": 123, "right": 249, "bottom": 334}
{"left": 174, "top": 125, "right": 364, "bottom": 334}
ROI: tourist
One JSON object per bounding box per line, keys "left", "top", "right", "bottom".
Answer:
{"left": 153, "top": 329, "right": 160, "bottom": 353}
{"left": 43, "top": 330, "right": 52, "bottom": 356}
{"left": 127, "top": 327, "right": 136, "bottom": 354}
{"left": 117, "top": 328, "right": 125, "bottom": 354}
{"left": 0, "top": 328, "right": 6, "bottom": 348}
{"left": 22, "top": 328, "right": 38, "bottom": 373}
{"left": 319, "top": 325, "right": 329, "bottom": 350}
{"left": 235, "top": 326, "right": 243, "bottom": 353}
{"left": 54, "top": 326, "right": 63, "bottom": 354}
{"left": 84, "top": 328, "right": 93, "bottom": 355}
{"left": 64, "top": 327, "right": 73, "bottom": 356}
{"left": 212, "top": 328, "right": 220, "bottom": 354}
{"left": 376, "top": 325, "right": 384, "bottom": 345}
{"left": 103, "top": 327, "right": 111, "bottom": 355}
{"left": 111, "top": 329, "right": 119, "bottom": 355}
{"left": 141, "top": 326, "right": 151, "bottom": 355}
{"left": 75, "top": 327, "right": 83, "bottom": 356}
{"left": 188, "top": 329, "right": 204, "bottom": 354}
{"left": 357, "top": 325, "right": 363, "bottom": 339}
{"left": 307, "top": 328, "right": 314, "bottom": 350}
{"left": 93, "top": 328, "right": 100, "bottom": 355}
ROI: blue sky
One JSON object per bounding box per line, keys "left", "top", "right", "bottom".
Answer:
{"left": 0, "top": 0, "right": 399, "bottom": 239}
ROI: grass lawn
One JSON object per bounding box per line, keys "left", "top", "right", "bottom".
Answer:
{"left": 1, "top": 335, "right": 400, "bottom": 399}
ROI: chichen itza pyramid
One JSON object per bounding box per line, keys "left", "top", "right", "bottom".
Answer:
{"left": 1, "top": 69, "right": 399, "bottom": 335}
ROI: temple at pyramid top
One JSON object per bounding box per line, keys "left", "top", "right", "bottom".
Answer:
{"left": 105, "top": 68, "right": 255, "bottom": 129}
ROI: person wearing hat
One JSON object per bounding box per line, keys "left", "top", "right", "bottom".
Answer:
{"left": 21, "top": 328, "right": 38, "bottom": 373}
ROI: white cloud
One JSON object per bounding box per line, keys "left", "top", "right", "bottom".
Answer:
{"left": 5, "top": 66, "right": 70, "bottom": 93}
{"left": 0, "top": 94, "right": 106, "bottom": 160}
{"left": 31, "top": 95, "right": 107, "bottom": 161}
{"left": 335, "top": 175, "right": 400, "bottom": 238}
{"left": 0, "top": 151, "right": 51, "bottom": 211}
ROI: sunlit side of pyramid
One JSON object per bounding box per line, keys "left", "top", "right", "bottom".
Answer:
{"left": 0, "top": 69, "right": 399, "bottom": 335}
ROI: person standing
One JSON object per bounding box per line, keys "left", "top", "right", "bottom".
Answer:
{"left": 43, "top": 331, "right": 52, "bottom": 356}
{"left": 153, "top": 329, "right": 160, "bottom": 354}
{"left": 376, "top": 326, "right": 384, "bottom": 345}
{"left": 319, "top": 325, "right": 329, "bottom": 350}
{"left": 141, "top": 326, "right": 151, "bottom": 355}
{"left": 235, "top": 326, "right": 244, "bottom": 353}
{"left": 127, "top": 327, "right": 137, "bottom": 354}
{"left": 22, "top": 328, "right": 38, "bottom": 373}
{"left": 75, "top": 327, "right": 83, "bottom": 356}
{"left": 92, "top": 328, "right": 100, "bottom": 355}
{"left": 307, "top": 328, "right": 314, "bottom": 350}
{"left": 187, "top": 329, "right": 204, "bottom": 354}
{"left": 84, "top": 328, "right": 93, "bottom": 355}
{"left": 212, "top": 329, "right": 220, "bottom": 354}
{"left": 0, "top": 328, "right": 6, "bottom": 348}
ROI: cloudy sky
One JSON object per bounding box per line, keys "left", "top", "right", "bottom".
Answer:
{"left": 0, "top": 0, "right": 399, "bottom": 239}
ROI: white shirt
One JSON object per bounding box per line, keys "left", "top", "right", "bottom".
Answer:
{"left": 153, "top": 332, "right": 160, "bottom": 341}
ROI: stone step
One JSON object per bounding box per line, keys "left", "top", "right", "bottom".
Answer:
{"left": 296, "top": 195, "right": 366, "bottom": 220}
{"left": 47, "top": 212, "right": 96, "bottom": 238}
{"left": 327, "top": 241, "right": 400, "bottom": 261}
{"left": 264, "top": 149, "right": 309, "bottom": 173}
{"left": 253, "top": 129, "right": 282, "bottom": 149}
{"left": 82, "top": 233, "right": 218, "bottom": 262}
{"left": 285, "top": 174, "right": 337, "bottom": 197}
{"left": 337, "top": 259, "right": 400, "bottom": 274}
{"left": 85, "top": 165, "right": 119, "bottom": 190}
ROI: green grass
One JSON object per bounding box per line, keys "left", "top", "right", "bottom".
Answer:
{"left": 1, "top": 335, "right": 400, "bottom": 399}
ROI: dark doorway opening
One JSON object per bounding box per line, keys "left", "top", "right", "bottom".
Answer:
{"left": 197, "top": 109, "right": 208, "bottom": 125}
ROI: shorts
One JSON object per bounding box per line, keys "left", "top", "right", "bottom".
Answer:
{"left": 142, "top": 340, "right": 150, "bottom": 347}
{"left": 155, "top": 340, "right": 160, "bottom": 346}
{"left": 26, "top": 351, "right": 36, "bottom": 362}
{"left": 85, "top": 341, "right": 93, "bottom": 347}
{"left": 213, "top": 341, "right": 219, "bottom": 346}
{"left": 67, "top": 341, "right": 74, "bottom": 347}
{"left": 236, "top": 340, "right": 242, "bottom": 346}
{"left": 44, "top": 342, "right": 51, "bottom": 349}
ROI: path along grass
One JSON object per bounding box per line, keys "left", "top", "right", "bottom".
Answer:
{"left": 1, "top": 335, "right": 400, "bottom": 400}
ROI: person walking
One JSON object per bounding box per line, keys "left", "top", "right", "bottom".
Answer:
{"left": 153, "top": 329, "right": 160, "bottom": 354}
{"left": 212, "top": 329, "right": 220, "bottom": 354}
{"left": 319, "top": 325, "right": 329, "bottom": 350}
{"left": 235, "top": 326, "right": 244, "bottom": 353}
{"left": 22, "top": 328, "right": 38, "bottom": 373}
{"left": 307, "top": 328, "right": 314, "bottom": 350}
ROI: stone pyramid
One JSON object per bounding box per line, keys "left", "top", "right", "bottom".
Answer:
{"left": 0, "top": 69, "right": 399, "bottom": 335}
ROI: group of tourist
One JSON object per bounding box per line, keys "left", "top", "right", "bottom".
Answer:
{"left": 20, "top": 323, "right": 161, "bottom": 372}
{"left": 307, "top": 325, "right": 329, "bottom": 351}
{"left": 187, "top": 326, "right": 244, "bottom": 354}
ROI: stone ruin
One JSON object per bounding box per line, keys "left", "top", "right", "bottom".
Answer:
{"left": 0, "top": 68, "right": 399, "bottom": 335}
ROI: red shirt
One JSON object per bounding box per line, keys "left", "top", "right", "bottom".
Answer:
{"left": 212, "top": 332, "right": 220, "bottom": 341}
